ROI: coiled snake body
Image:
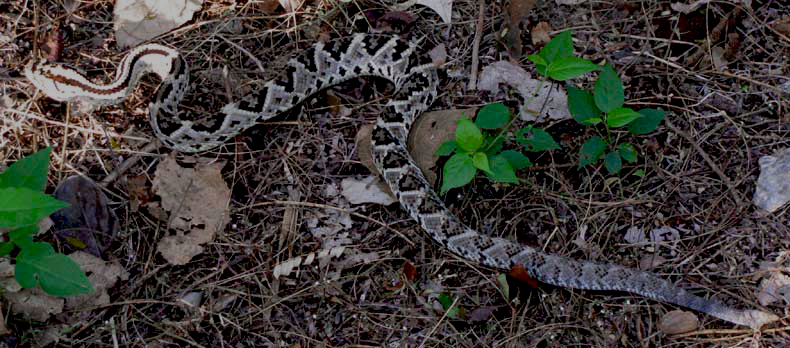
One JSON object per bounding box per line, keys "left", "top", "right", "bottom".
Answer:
{"left": 24, "top": 34, "right": 776, "bottom": 328}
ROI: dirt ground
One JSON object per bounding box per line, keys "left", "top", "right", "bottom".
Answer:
{"left": 1, "top": 0, "right": 789, "bottom": 346}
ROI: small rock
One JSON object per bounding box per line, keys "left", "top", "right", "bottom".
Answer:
{"left": 658, "top": 310, "right": 699, "bottom": 335}
{"left": 753, "top": 148, "right": 790, "bottom": 213}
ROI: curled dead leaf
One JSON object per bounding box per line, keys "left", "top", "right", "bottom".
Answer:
{"left": 531, "top": 22, "right": 552, "bottom": 46}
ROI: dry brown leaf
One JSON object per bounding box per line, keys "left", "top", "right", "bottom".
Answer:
{"left": 64, "top": 251, "right": 130, "bottom": 310}
{"left": 5, "top": 288, "right": 64, "bottom": 322}
{"left": 478, "top": 61, "right": 572, "bottom": 122}
{"left": 429, "top": 43, "right": 447, "bottom": 67}
{"left": 399, "top": 0, "right": 452, "bottom": 24}
{"left": 51, "top": 175, "right": 118, "bottom": 258}
{"left": 774, "top": 16, "right": 790, "bottom": 36}
{"left": 152, "top": 155, "right": 231, "bottom": 265}
{"left": 114, "top": 0, "right": 203, "bottom": 48}
{"left": 531, "top": 22, "right": 552, "bottom": 46}
{"left": 658, "top": 310, "right": 699, "bottom": 335}
{"left": 403, "top": 261, "right": 416, "bottom": 282}
{"left": 127, "top": 175, "right": 150, "bottom": 213}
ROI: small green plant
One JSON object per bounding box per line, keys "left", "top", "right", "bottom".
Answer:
{"left": 0, "top": 148, "right": 94, "bottom": 297}
{"left": 529, "top": 31, "right": 665, "bottom": 174}
{"left": 436, "top": 104, "right": 559, "bottom": 193}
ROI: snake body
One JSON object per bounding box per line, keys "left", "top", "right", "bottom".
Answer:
{"left": 24, "top": 34, "right": 776, "bottom": 328}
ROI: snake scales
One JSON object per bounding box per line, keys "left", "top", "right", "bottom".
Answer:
{"left": 24, "top": 34, "right": 777, "bottom": 328}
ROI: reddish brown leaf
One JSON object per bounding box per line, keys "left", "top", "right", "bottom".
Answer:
{"left": 403, "top": 261, "right": 416, "bottom": 282}
{"left": 508, "top": 264, "right": 538, "bottom": 288}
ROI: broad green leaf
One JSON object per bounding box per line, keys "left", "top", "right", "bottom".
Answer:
{"left": 9, "top": 225, "right": 36, "bottom": 249}
{"left": 438, "top": 293, "right": 453, "bottom": 309}
{"left": 0, "top": 147, "right": 52, "bottom": 191}
{"left": 455, "top": 119, "right": 483, "bottom": 152}
{"left": 499, "top": 150, "right": 532, "bottom": 170}
{"left": 14, "top": 242, "right": 54, "bottom": 289}
{"left": 485, "top": 156, "right": 519, "bottom": 184}
{"left": 0, "top": 242, "right": 13, "bottom": 257}
{"left": 440, "top": 153, "right": 476, "bottom": 194}
{"left": 567, "top": 87, "right": 601, "bottom": 125}
{"left": 539, "top": 31, "right": 574, "bottom": 65}
{"left": 593, "top": 65, "right": 624, "bottom": 113}
{"left": 16, "top": 242, "right": 94, "bottom": 296}
{"left": 471, "top": 152, "right": 492, "bottom": 174}
{"left": 0, "top": 187, "right": 68, "bottom": 229}
{"left": 527, "top": 54, "right": 547, "bottom": 67}
{"left": 604, "top": 151, "right": 623, "bottom": 174}
{"left": 436, "top": 141, "right": 457, "bottom": 156}
{"left": 517, "top": 127, "right": 560, "bottom": 152}
{"left": 527, "top": 54, "right": 548, "bottom": 76}
{"left": 578, "top": 136, "right": 607, "bottom": 168}
{"left": 476, "top": 103, "right": 510, "bottom": 129}
{"left": 606, "top": 107, "right": 643, "bottom": 128}
{"left": 547, "top": 57, "right": 601, "bottom": 81}
{"left": 618, "top": 143, "right": 638, "bottom": 163}
{"left": 581, "top": 117, "right": 602, "bottom": 125}
{"left": 628, "top": 108, "right": 666, "bottom": 135}
{"left": 484, "top": 135, "right": 504, "bottom": 156}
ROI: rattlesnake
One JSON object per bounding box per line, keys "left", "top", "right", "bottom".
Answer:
{"left": 24, "top": 34, "right": 777, "bottom": 328}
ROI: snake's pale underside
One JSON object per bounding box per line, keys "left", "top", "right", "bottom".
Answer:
{"left": 24, "top": 34, "right": 778, "bottom": 328}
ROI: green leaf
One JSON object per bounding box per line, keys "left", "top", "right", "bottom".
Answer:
{"left": 485, "top": 156, "right": 519, "bottom": 184}
{"left": 567, "top": 87, "right": 601, "bottom": 125}
{"left": 606, "top": 107, "right": 643, "bottom": 128}
{"left": 484, "top": 135, "right": 504, "bottom": 156}
{"left": 455, "top": 119, "right": 483, "bottom": 152}
{"left": 547, "top": 57, "right": 601, "bottom": 81}
{"left": 527, "top": 54, "right": 548, "bottom": 76}
{"left": 0, "top": 147, "right": 52, "bottom": 191}
{"left": 436, "top": 141, "right": 457, "bottom": 156}
{"left": 0, "top": 187, "right": 69, "bottom": 229}
{"left": 497, "top": 273, "right": 509, "bottom": 299}
{"left": 618, "top": 143, "right": 638, "bottom": 164}
{"left": 0, "top": 242, "right": 14, "bottom": 257}
{"left": 475, "top": 103, "right": 510, "bottom": 129}
{"left": 578, "top": 136, "right": 607, "bottom": 168}
{"left": 604, "top": 151, "right": 623, "bottom": 174}
{"left": 440, "top": 153, "right": 476, "bottom": 194}
{"left": 516, "top": 127, "right": 560, "bottom": 152}
{"left": 499, "top": 150, "right": 532, "bottom": 170}
{"left": 628, "top": 108, "right": 666, "bottom": 135}
{"left": 471, "top": 152, "right": 492, "bottom": 174}
{"left": 16, "top": 242, "right": 94, "bottom": 297}
{"left": 9, "top": 225, "right": 37, "bottom": 250}
{"left": 633, "top": 169, "right": 645, "bottom": 177}
{"left": 539, "top": 30, "right": 574, "bottom": 65}
{"left": 593, "top": 65, "right": 624, "bottom": 113}
{"left": 438, "top": 293, "right": 453, "bottom": 310}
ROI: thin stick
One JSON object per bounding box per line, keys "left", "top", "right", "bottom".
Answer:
{"left": 467, "top": 0, "right": 485, "bottom": 90}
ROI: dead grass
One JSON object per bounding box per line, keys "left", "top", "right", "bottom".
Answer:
{"left": 1, "top": 0, "right": 789, "bottom": 346}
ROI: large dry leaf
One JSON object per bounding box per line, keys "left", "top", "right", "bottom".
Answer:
{"left": 152, "top": 155, "right": 230, "bottom": 265}
{"left": 478, "top": 61, "right": 572, "bottom": 123}
{"left": 64, "top": 251, "right": 130, "bottom": 310}
{"left": 398, "top": 0, "right": 452, "bottom": 24}
{"left": 114, "top": 0, "right": 203, "bottom": 48}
